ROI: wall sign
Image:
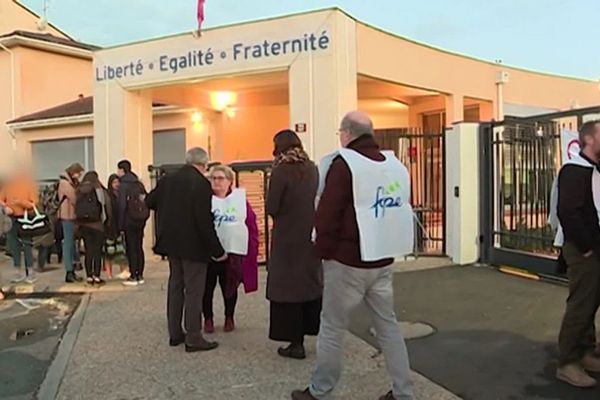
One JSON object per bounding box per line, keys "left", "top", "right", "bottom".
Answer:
{"left": 95, "top": 30, "right": 331, "bottom": 82}
{"left": 295, "top": 123, "right": 307, "bottom": 133}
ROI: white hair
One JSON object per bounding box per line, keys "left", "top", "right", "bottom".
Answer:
{"left": 185, "top": 147, "right": 209, "bottom": 166}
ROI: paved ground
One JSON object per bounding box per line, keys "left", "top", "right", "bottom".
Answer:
{"left": 350, "top": 266, "right": 600, "bottom": 400}
{"left": 0, "top": 294, "right": 80, "bottom": 400}
{"left": 0, "top": 254, "right": 458, "bottom": 400}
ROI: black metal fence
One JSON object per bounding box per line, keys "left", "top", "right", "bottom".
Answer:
{"left": 480, "top": 106, "right": 600, "bottom": 276}
{"left": 374, "top": 128, "right": 446, "bottom": 255}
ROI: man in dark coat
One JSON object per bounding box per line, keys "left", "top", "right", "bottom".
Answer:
{"left": 146, "top": 147, "right": 226, "bottom": 353}
{"left": 555, "top": 120, "right": 600, "bottom": 387}
{"left": 117, "top": 160, "right": 147, "bottom": 285}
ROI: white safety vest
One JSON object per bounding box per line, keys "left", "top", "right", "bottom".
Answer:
{"left": 548, "top": 154, "right": 600, "bottom": 247}
{"left": 318, "top": 148, "right": 414, "bottom": 261}
{"left": 212, "top": 189, "right": 249, "bottom": 256}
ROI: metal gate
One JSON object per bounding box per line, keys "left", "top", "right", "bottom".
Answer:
{"left": 375, "top": 128, "right": 446, "bottom": 255}
{"left": 480, "top": 107, "right": 600, "bottom": 277}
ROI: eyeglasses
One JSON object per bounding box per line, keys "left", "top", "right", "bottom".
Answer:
{"left": 210, "top": 176, "right": 227, "bottom": 181}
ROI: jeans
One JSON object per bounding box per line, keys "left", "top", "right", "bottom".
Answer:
{"left": 558, "top": 242, "right": 600, "bottom": 365}
{"left": 125, "top": 226, "right": 145, "bottom": 280}
{"left": 309, "top": 260, "right": 413, "bottom": 400}
{"left": 167, "top": 258, "right": 208, "bottom": 346}
{"left": 61, "top": 220, "right": 78, "bottom": 273}
{"left": 7, "top": 217, "right": 33, "bottom": 271}
{"left": 81, "top": 227, "right": 105, "bottom": 278}
{"left": 37, "top": 246, "right": 48, "bottom": 270}
{"left": 203, "top": 261, "right": 238, "bottom": 319}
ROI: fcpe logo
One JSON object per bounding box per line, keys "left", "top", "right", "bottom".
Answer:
{"left": 214, "top": 206, "right": 238, "bottom": 227}
{"left": 371, "top": 181, "right": 403, "bottom": 218}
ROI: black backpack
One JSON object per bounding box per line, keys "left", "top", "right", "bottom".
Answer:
{"left": 76, "top": 188, "right": 102, "bottom": 223}
{"left": 126, "top": 182, "right": 150, "bottom": 222}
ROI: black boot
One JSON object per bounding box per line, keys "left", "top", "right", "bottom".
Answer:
{"left": 278, "top": 342, "right": 306, "bottom": 360}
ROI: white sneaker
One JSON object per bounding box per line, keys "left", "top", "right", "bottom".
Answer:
{"left": 117, "top": 271, "right": 130, "bottom": 280}
{"left": 122, "top": 278, "right": 139, "bottom": 287}
{"left": 137, "top": 278, "right": 145, "bottom": 285}
{"left": 24, "top": 275, "right": 37, "bottom": 284}
{"left": 11, "top": 272, "right": 25, "bottom": 283}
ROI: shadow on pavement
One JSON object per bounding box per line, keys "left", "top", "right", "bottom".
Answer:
{"left": 350, "top": 265, "right": 600, "bottom": 400}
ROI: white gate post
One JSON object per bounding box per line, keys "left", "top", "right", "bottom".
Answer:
{"left": 445, "top": 122, "right": 481, "bottom": 265}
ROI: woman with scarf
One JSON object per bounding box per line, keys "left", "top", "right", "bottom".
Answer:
{"left": 203, "top": 165, "right": 259, "bottom": 333}
{"left": 266, "top": 129, "right": 323, "bottom": 360}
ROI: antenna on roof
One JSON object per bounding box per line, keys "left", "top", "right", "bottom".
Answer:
{"left": 37, "top": 0, "right": 50, "bottom": 32}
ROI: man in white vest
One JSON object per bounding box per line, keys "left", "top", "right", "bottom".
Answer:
{"left": 292, "top": 111, "right": 414, "bottom": 400}
{"left": 554, "top": 120, "right": 600, "bottom": 388}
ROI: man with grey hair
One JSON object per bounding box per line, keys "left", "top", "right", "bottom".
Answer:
{"left": 146, "top": 147, "right": 226, "bottom": 353}
{"left": 293, "top": 111, "right": 414, "bottom": 400}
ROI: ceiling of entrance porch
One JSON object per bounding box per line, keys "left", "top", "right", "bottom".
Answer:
{"left": 358, "top": 75, "right": 440, "bottom": 106}
{"left": 149, "top": 70, "right": 289, "bottom": 111}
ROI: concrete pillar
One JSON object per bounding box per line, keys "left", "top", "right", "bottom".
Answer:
{"left": 94, "top": 82, "right": 153, "bottom": 186}
{"left": 289, "top": 13, "right": 357, "bottom": 161}
{"left": 445, "top": 93, "right": 464, "bottom": 126}
{"left": 445, "top": 122, "right": 480, "bottom": 264}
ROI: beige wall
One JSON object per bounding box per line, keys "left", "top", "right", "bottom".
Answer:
{"left": 16, "top": 47, "right": 92, "bottom": 115}
{"left": 0, "top": 1, "right": 67, "bottom": 37}
{"left": 357, "top": 23, "right": 600, "bottom": 122}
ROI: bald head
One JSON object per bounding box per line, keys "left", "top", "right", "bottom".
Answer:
{"left": 339, "top": 111, "right": 374, "bottom": 147}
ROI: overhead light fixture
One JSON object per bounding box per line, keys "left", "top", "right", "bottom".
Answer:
{"left": 210, "top": 91, "right": 237, "bottom": 111}
{"left": 225, "top": 107, "right": 236, "bottom": 118}
{"left": 191, "top": 111, "right": 203, "bottom": 123}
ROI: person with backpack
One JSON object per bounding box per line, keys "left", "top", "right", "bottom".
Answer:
{"left": 58, "top": 163, "right": 85, "bottom": 283}
{"left": 117, "top": 160, "right": 150, "bottom": 286}
{"left": 76, "top": 172, "right": 112, "bottom": 285}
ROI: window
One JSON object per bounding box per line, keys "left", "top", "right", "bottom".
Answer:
{"left": 31, "top": 137, "right": 94, "bottom": 181}
{"left": 153, "top": 129, "right": 186, "bottom": 166}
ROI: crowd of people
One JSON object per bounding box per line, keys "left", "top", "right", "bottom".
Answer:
{"left": 0, "top": 110, "right": 417, "bottom": 400}
{"left": 0, "top": 160, "right": 149, "bottom": 287}
{"left": 148, "top": 111, "right": 415, "bottom": 400}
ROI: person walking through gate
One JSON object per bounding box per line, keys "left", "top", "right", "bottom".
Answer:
{"left": 266, "top": 129, "right": 323, "bottom": 360}
{"left": 292, "top": 111, "right": 415, "bottom": 400}
{"left": 146, "top": 148, "right": 226, "bottom": 352}
{"left": 553, "top": 120, "right": 600, "bottom": 388}
{"left": 117, "top": 160, "right": 150, "bottom": 286}
{"left": 203, "top": 165, "right": 259, "bottom": 334}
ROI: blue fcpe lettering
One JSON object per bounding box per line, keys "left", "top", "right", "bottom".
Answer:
{"left": 371, "top": 186, "right": 402, "bottom": 219}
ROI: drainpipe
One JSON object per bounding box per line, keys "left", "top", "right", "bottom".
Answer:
{"left": 495, "top": 70, "right": 509, "bottom": 121}
{"left": 0, "top": 41, "right": 17, "bottom": 150}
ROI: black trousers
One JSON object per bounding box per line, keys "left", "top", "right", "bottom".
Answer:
{"left": 558, "top": 242, "right": 600, "bottom": 365}
{"left": 125, "top": 226, "right": 145, "bottom": 280}
{"left": 203, "top": 261, "right": 238, "bottom": 319}
{"left": 81, "top": 227, "right": 104, "bottom": 278}
{"left": 167, "top": 258, "right": 207, "bottom": 346}
{"left": 269, "top": 298, "right": 322, "bottom": 343}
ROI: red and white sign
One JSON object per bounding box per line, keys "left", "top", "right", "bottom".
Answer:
{"left": 560, "top": 129, "right": 580, "bottom": 165}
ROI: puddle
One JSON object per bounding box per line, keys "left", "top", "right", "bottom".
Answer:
{"left": 10, "top": 328, "right": 36, "bottom": 341}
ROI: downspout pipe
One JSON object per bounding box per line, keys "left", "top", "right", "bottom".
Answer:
{"left": 0, "top": 41, "right": 17, "bottom": 149}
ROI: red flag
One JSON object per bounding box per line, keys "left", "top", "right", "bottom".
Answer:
{"left": 197, "top": 0, "right": 205, "bottom": 31}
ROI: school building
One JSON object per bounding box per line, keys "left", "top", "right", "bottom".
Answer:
{"left": 3, "top": 3, "right": 600, "bottom": 265}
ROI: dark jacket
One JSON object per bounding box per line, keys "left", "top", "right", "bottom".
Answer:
{"left": 266, "top": 159, "right": 323, "bottom": 303}
{"left": 146, "top": 165, "right": 224, "bottom": 263}
{"left": 315, "top": 135, "right": 394, "bottom": 269}
{"left": 117, "top": 171, "right": 144, "bottom": 230}
{"left": 76, "top": 182, "right": 112, "bottom": 233}
{"left": 557, "top": 155, "right": 600, "bottom": 254}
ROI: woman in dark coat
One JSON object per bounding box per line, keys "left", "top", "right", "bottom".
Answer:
{"left": 266, "top": 129, "right": 323, "bottom": 360}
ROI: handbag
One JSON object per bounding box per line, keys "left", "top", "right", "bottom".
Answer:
{"left": 17, "top": 207, "right": 52, "bottom": 238}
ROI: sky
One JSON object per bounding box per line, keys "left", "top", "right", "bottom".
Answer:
{"left": 21, "top": 0, "right": 600, "bottom": 80}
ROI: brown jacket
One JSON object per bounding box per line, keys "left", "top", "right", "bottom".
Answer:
{"left": 0, "top": 177, "right": 38, "bottom": 217}
{"left": 58, "top": 175, "right": 77, "bottom": 221}
{"left": 266, "top": 160, "right": 323, "bottom": 303}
